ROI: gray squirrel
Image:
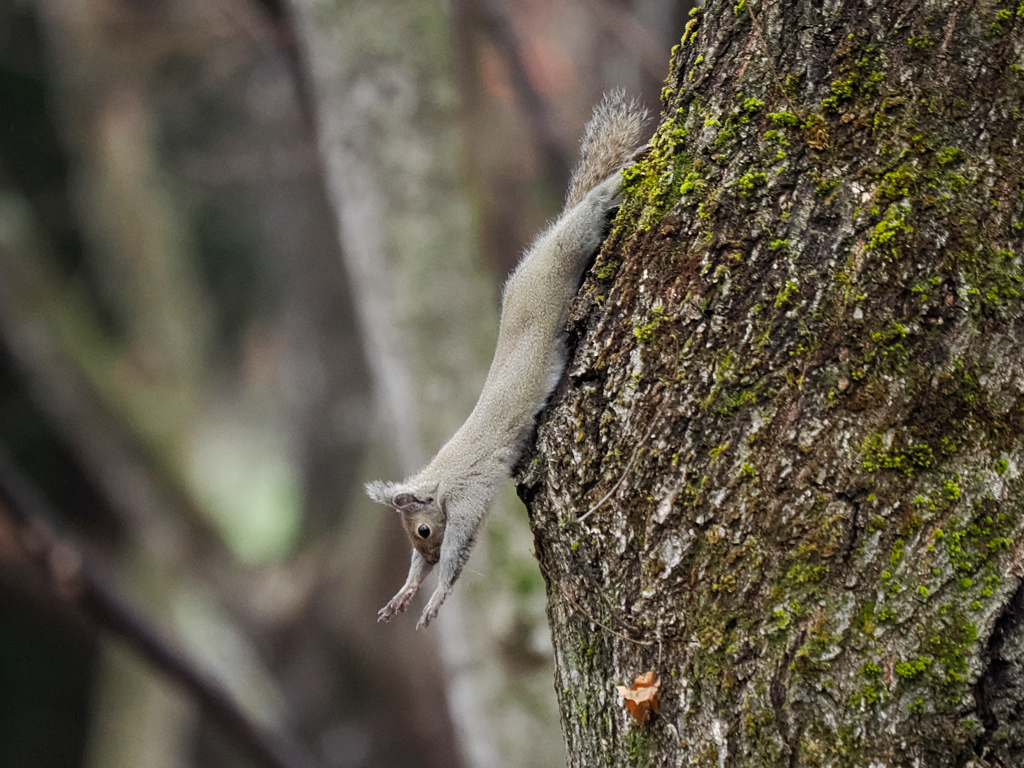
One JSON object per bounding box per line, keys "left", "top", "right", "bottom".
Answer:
{"left": 366, "top": 93, "right": 648, "bottom": 628}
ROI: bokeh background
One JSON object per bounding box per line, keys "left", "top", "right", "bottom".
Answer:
{"left": 0, "top": 0, "right": 689, "bottom": 766}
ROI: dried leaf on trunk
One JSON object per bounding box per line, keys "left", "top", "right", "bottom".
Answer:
{"left": 616, "top": 670, "right": 660, "bottom": 724}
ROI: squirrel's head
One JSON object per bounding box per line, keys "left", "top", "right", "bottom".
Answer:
{"left": 366, "top": 480, "right": 446, "bottom": 564}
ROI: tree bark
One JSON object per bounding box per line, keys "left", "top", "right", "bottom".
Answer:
{"left": 521, "top": 1, "right": 1024, "bottom": 765}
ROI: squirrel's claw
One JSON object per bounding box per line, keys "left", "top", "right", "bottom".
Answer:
{"left": 378, "top": 586, "right": 418, "bottom": 622}
{"left": 416, "top": 586, "right": 453, "bottom": 629}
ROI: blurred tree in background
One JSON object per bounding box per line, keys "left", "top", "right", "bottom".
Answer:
{"left": 0, "top": 0, "right": 686, "bottom": 766}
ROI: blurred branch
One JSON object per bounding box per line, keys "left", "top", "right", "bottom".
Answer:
{"left": 0, "top": 183, "right": 315, "bottom": 764}
{"left": 0, "top": 223, "right": 213, "bottom": 561}
{"left": 466, "top": 0, "right": 573, "bottom": 195}
{"left": 234, "top": 0, "right": 321, "bottom": 132}
{"left": 0, "top": 443, "right": 321, "bottom": 768}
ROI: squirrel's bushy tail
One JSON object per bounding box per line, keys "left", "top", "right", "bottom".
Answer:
{"left": 565, "top": 90, "right": 648, "bottom": 208}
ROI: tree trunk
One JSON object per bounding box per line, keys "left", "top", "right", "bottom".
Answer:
{"left": 520, "top": 1, "right": 1024, "bottom": 765}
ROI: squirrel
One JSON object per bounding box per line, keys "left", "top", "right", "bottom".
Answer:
{"left": 366, "top": 93, "right": 648, "bottom": 628}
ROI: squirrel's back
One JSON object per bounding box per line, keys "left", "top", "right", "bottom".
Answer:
{"left": 370, "top": 92, "right": 648, "bottom": 628}
{"left": 564, "top": 91, "right": 648, "bottom": 209}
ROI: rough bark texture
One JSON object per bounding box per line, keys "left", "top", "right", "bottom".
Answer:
{"left": 519, "top": 1, "right": 1024, "bottom": 765}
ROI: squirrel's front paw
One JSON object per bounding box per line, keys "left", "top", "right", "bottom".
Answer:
{"left": 415, "top": 586, "right": 453, "bottom": 629}
{"left": 378, "top": 588, "right": 416, "bottom": 622}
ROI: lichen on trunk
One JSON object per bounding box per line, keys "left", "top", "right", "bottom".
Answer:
{"left": 519, "top": 1, "right": 1024, "bottom": 765}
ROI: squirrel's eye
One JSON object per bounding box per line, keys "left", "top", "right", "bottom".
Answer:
{"left": 417, "top": 525, "right": 431, "bottom": 538}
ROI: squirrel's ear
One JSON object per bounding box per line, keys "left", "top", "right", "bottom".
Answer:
{"left": 393, "top": 492, "right": 433, "bottom": 511}
{"left": 365, "top": 480, "right": 397, "bottom": 506}
{"left": 366, "top": 481, "right": 433, "bottom": 510}
{"left": 393, "top": 492, "right": 417, "bottom": 508}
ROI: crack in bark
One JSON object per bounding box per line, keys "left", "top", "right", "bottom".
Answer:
{"left": 973, "top": 582, "right": 1024, "bottom": 766}
{"left": 770, "top": 637, "right": 802, "bottom": 765}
